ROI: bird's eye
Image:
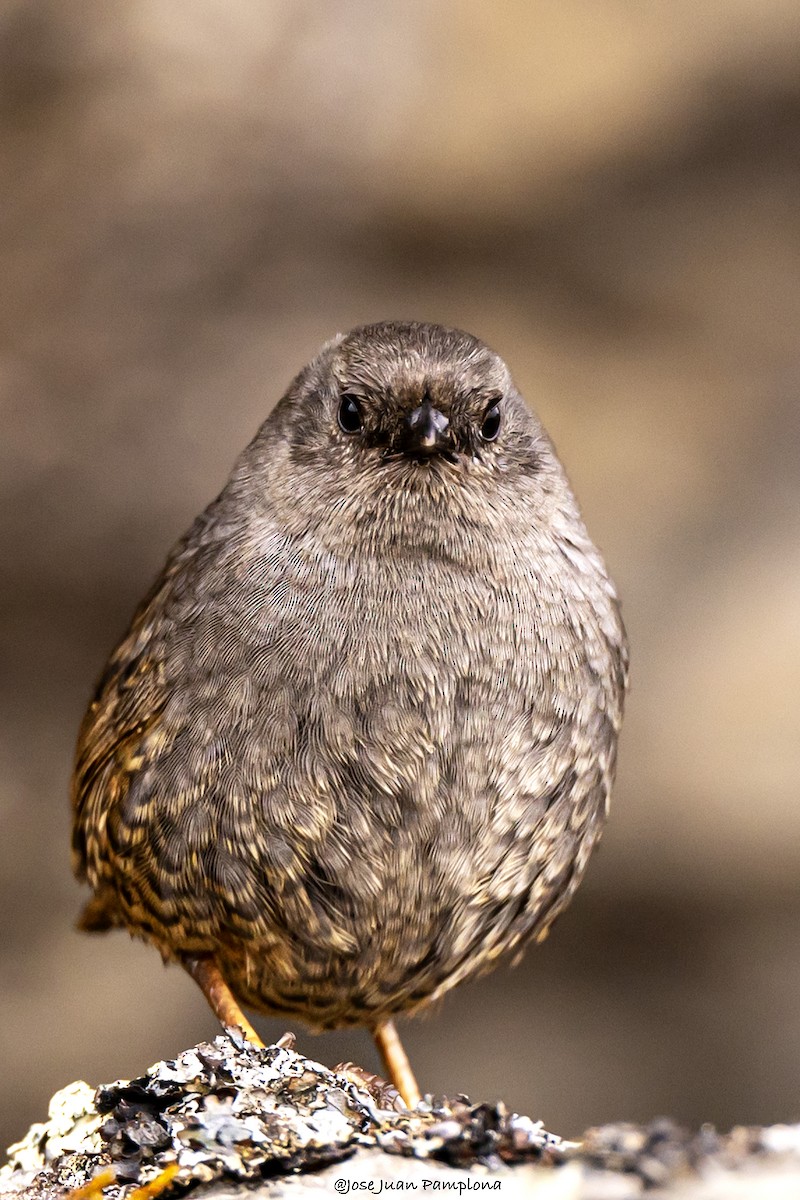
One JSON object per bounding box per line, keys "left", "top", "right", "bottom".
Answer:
{"left": 337, "top": 394, "right": 363, "bottom": 434}
{"left": 480, "top": 402, "right": 502, "bottom": 442}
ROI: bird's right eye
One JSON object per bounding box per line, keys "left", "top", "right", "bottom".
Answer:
{"left": 337, "top": 394, "right": 363, "bottom": 434}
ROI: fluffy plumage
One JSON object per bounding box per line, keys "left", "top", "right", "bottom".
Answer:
{"left": 72, "top": 320, "right": 628, "bottom": 1030}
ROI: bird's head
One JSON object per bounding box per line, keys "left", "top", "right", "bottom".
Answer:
{"left": 236, "top": 322, "right": 581, "bottom": 563}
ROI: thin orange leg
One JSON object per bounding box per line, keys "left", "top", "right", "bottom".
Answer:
{"left": 65, "top": 1168, "right": 117, "bottom": 1200}
{"left": 66, "top": 1163, "right": 181, "bottom": 1200}
{"left": 183, "top": 955, "right": 264, "bottom": 1046}
{"left": 372, "top": 1018, "right": 421, "bottom": 1108}
{"left": 128, "top": 1164, "right": 181, "bottom": 1200}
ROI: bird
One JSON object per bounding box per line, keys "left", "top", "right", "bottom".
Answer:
{"left": 72, "top": 320, "right": 628, "bottom": 1108}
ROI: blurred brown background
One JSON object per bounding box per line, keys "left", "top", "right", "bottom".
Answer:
{"left": 2, "top": 0, "right": 799, "bottom": 1152}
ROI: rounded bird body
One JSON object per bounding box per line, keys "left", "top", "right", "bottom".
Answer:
{"left": 73, "top": 321, "right": 627, "bottom": 1036}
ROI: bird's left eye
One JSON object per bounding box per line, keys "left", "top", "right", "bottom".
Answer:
{"left": 338, "top": 394, "right": 363, "bottom": 434}
{"left": 480, "top": 402, "right": 502, "bottom": 442}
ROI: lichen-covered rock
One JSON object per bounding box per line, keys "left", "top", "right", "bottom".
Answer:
{"left": 0, "top": 1037, "right": 570, "bottom": 1199}
{"left": 5, "top": 1038, "right": 800, "bottom": 1199}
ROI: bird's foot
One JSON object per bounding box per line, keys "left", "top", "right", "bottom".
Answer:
{"left": 222, "top": 1025, "right": 295, "bottom": 1054}
{"left": 221, "top": 1022, "right": 265, "bottom": 1047}
{"left": 334, "top": 1061, "right": 408, "bottom": 1112}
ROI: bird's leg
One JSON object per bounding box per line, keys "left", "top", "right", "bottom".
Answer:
{"left": 66, "top": 963, "right": 265, "bottom": 1200}
{"left": 371, "top": 1018, "right": 421, "bottom": 1108}
{"left": 183, "top": 954, "right": 264, "bottom": 1046}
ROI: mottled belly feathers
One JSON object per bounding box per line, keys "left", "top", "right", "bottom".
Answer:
{"left": 73, "top": 321, "right": 628, "bottom": 1035}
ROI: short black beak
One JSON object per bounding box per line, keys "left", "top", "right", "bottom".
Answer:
{"left": 401, "top": 399, "right": 451, "bottom": 458}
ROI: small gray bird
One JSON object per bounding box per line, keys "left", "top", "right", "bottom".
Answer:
{"left": 72, "top": 321, "right": 628, "bottom": 1106}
